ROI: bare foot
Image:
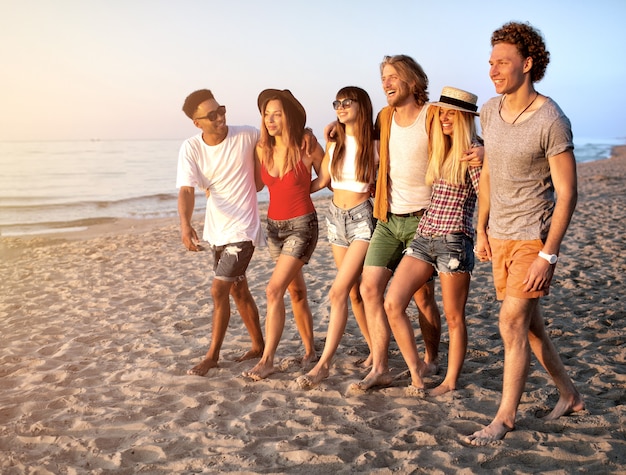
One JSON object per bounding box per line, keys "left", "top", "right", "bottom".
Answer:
{"left": 234, "top": 348, "right": 263, "bottom": 362}
{"left": 296, "top": 366, "right": 329, "bottom": 390}
{"left": 187, "top": 358, "right": 218, "bottom": 376}
{"left": 405, "top": 384, "right": 425, "bottom": 398}
{"left": 427, "top": 381, "right": 455, "bottom": 397}
{"left": 301, "top": 351, "right": 317, "bottom": 369}
{"left": 355, "top": 354, "right": 373, "bottom": 368}
{"left": 542, "top": 393, "right": 585, "bottom": 421}
{"left": 420, "top": 360, "right": 439, "bottom": 378}
{"left": 463, "top": 421, "right": 513, "bottom": 446}
{"left": 351, "top": 370, "right": 394, "bottom": 392}
{"left": 242, "top": 361, "right": 275, "bottom": 381}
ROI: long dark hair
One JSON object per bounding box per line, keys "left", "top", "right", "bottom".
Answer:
{"left": 330, "top": 86, "right": 376, "bottom": 184}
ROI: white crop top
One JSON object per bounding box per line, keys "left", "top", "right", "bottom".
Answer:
{"left": 328, "top": 135, "right": 378, "bottom": 193}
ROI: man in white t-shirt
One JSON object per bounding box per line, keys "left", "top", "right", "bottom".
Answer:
{"left": 177, "top": 89, "right": 264, "bottom": 377}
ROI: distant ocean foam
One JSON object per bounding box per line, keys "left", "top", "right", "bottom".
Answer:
{"left": 0, "top": 138, "right": 622, "bottom": 236}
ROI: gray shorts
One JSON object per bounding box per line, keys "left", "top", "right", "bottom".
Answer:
{"left": 211, "top": 240, "right": 255, "bottom": 282}
{"left": 405, "top": 233, "right": 474, "bottom": 274}
{"left": 266, "top": 212, "right": 318, "bottom": 264}
{"left": 326, "top": 199, "right": 376, "bottom": 248}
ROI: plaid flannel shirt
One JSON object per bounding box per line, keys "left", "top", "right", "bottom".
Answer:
{"left": 417, "top": 166, "right": 481, "bottom": 238}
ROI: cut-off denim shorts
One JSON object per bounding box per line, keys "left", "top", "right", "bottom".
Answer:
{"left": 405, "top": 232, "right": 475, "bottom": 274}
{"left": 326, "top": 199, "right": 376, "bottom": 248}
{"left": 211, "top": 240, "right": 255, "bottom": 282}
{"left": 266, "top": 212, "right": 318, "bottom": 264}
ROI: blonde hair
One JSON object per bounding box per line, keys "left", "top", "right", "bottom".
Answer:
{"left": 425, "top": 106, "right": 477, "bottom": 186}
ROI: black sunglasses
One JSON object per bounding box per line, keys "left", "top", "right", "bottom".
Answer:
{"left": 332, "top": 99, "right": 356, "bottom": 110}
{"left": 195, "top": 105, "right": 226, "bottom": 121}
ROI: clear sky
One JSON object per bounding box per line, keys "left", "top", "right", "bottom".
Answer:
{"left": 1, "top": 0, "right": 625, "bottom": 143}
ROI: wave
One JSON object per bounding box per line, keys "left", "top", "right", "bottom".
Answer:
{"left": 0, "top": 192, "right": 178, "bottom": 209}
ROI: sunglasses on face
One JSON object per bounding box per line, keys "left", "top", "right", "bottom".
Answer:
{"left": 195, "top": 105, "right": 226, "bottom": 121}
{"left": 332, "top": 99, "right": 355, "bottom": 110}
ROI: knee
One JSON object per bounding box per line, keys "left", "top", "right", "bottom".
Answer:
{"left": 229, "top": 280, "right": 248, "bottom": 300}
{"left": 444, "top": 312, "right": 466, "bottom": 332}
{"left": 359, "top": 279, "right": 380, "bottom": 303}
{"left": 348, "top": 285, "right": 363, "bottom": 306}
{"left": 211, "top": 281, "right": 231, "bottom": 301}
{"left": 288, "top": 284, "right": 308, "bottom": 305}
{"left": 265, "top": 283, "right": 285, "bottom": 305}
{"left": 383, "top": 296, "right": 402, "bottom": 321}
{"left": 415, "top": 286, "right": 439, "bottom": 317}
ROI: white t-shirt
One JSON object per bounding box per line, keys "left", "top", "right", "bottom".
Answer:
{"left": 176, "top": 125, "right": 263, "bottom": 246}
{"left": 388, "top": 105, "right": 431, "bottom": 213}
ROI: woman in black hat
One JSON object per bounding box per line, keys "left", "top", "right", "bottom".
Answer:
{"left": 243, "top": 89, "right": 324, "bottom": 381}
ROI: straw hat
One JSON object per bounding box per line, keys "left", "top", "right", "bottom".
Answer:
{"left": 431, "top": 86, "right": 479, "bottom": 115}
{"left": 257, "top": 89, "right": 307, "bottom": 127}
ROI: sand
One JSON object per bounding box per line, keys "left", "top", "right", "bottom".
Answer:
{"left": 1, "top": 147, "right": 625, "bottom": 474}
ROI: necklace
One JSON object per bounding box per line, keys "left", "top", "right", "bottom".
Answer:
{"left": 499, "top": 92, "right": 539, "bottom": 124}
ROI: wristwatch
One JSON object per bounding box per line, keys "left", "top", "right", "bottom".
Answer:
{"left": 538, "top": 251, "right": 558, "bottom": 264}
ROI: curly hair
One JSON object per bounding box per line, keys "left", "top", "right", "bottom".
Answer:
{"left": 182, "top": 89, "right": 215, "bottom": 119}
{"left": 491, "top": 22, "right": 550, "bottom": 83}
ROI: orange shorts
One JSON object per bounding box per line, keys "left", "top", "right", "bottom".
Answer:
{"left": 489, "top": 237, "right": 549, "bottom": 300}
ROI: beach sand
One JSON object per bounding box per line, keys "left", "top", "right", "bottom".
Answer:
{"left": 1, "top": 147, "right": 625, "bottom": 474}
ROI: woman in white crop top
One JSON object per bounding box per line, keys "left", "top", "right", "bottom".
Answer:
{"left": 297, "top": 86, "right": 379, "bottom": 389}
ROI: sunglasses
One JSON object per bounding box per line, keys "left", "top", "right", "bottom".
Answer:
{"left": 195, "top": 105, "right": 226, "bottom": 121}
{"left": 332, "top": 99, "right": 356, "bottom": 110}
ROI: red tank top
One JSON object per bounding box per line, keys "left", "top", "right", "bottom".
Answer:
{"left": 262, "top": 159, "right": 315, "bottom": 220}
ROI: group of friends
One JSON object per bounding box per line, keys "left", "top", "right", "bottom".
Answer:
{"left": 175, "top": 21, "right": 585, "bottom": 445}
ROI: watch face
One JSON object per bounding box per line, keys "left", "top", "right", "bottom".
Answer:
{"left": 549, "top": 255, "right": 557, "bottom": 264}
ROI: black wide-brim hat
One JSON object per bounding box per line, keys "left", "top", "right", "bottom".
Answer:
{"left": 257, "top": 89, "right": 307, "bottom": 127}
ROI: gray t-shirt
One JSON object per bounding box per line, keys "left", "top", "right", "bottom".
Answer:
{"left": 481, "top": 96, "right": 574, "bottom": 240}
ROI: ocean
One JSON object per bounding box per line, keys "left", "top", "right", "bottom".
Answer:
{"left": 0, "top": 137, "right": 623, "bottom": 237}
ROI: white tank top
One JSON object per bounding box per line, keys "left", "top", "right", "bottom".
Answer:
{"left": 388, "top": 106, "right": 431, "bottom": 213}
{"left": 328, "top": 135, "right": 377, "bottom": 193}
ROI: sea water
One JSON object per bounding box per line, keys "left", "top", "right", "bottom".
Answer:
{"left": 0, "top": 137, "right": 623, "bottom": 236}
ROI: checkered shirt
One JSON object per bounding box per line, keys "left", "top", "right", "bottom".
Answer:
{"left": 417, "top": 166, "right": 481, "bottom": 238}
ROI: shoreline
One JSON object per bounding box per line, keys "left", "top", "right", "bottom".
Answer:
{"left": 0, "top": 147, "right": 624, "bottom": 473}
{"left": 0, "top": 141, "right": 620, "bottom": 240}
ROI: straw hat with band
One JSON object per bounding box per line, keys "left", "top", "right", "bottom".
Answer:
{"left": 257, "top": 89, "right": 307, "bottom": 129}
{"left": 430, "top": 86, "right": 479, "bottom": 116}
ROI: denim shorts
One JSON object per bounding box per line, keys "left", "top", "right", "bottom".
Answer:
{"left": 326, "top": 199, "right": 376, "bottom": 248}
{"left": 405, "top": 233, "right": 474, "bottom": 274}
{"left": 266, "top": 212, "right": 318, "bottom": 264}
{"left": 212, "top": 240, "right": 255, "bottom": 282}
{"left": 363, "top": 212, "right": 421, "bottom": 271}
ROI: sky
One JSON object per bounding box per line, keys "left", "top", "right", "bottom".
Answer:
{"left": 1, "top": 0, "right": 625, "bottom": 143}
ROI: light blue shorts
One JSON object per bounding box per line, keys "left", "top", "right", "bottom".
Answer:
{"left": 326, "top": 199, "right": 376, "bottom": 248}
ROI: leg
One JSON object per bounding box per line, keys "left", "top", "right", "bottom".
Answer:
{"left": 429, "top": 272, "right": 470, "bottom": 396}
{"left": 465, "top": 296, "right": 533, "bottom": 445}
{"left": 351, "top": 265, "right": 394, "bottom": 391}
{"left": 244, "top": 255, "right": 304, "bottom": 381}
{"left": 287, "top": 269, "right": 317, "bottom": 367}
{"left": 384, "top": 255, "right": 433, "bottom": 391}
{"left": 413, "top": 280, "right": 441, "bottom": 376}
{"left": 298, "top": 241, "right": 369, "bottom": 389}
{"left": 187, "top": 278, "right": 233, "bottom": 376}
{"left": 229, "top": 277, "right": 265, "bottom": 361}
{"left": 527, "top": 303, "right": 585, "bottom": 420}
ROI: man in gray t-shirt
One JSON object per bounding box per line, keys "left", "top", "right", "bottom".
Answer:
{"left": 465, "top": 22, "right": 585, "bottom": 445}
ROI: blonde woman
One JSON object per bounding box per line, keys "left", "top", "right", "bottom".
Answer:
{"left": 297, "top": 86, "right": 378, "bottom": 389}
{"left": 243, "top": 89, "right": 324, "bottom": 381}
{"left": 384, "top": 87, "right": 482, "bottom": 396}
